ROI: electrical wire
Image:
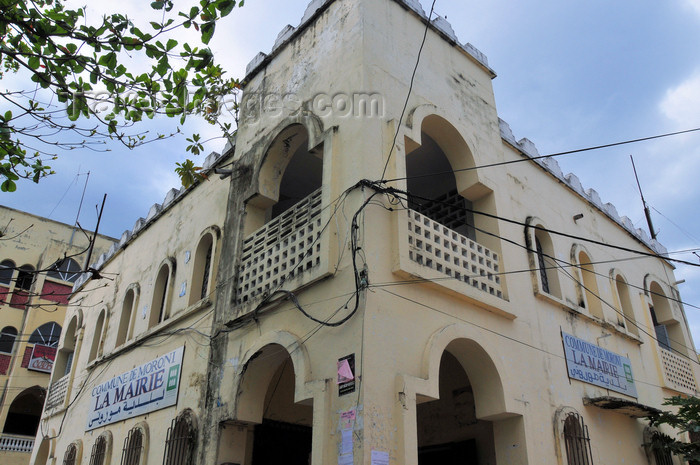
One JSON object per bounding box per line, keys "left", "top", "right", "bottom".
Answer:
{"left": 380, "top": 126, "right": 700, "bottom": 184}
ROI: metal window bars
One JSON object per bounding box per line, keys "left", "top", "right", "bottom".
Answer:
{"left": 163, "top": 416, "right": 196, "bottom": 465}
{"left": 63, "top": 443, "right": 77, "bottom": 465}
{"left": 121, "top": 428, "right": 143, "bottom": 465}
{"left": 89, "top": 435, "right": 107, "bottom": 465}
{"left": 563, "top": 413, "right": 594, "bottom": 465}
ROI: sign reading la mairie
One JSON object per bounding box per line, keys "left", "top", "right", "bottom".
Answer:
{"left": 86, "top": 346, "right": 184, "bottom": 431}
{"left": 562, "top": 332, "right": 637, "bottom": 398}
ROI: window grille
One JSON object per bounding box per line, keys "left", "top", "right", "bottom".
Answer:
{"left": 47, "top": 258, "right": 82, "bottom": 283}
{"left": 163, "top": 415, "right": 196, "bottom": 465}
{"left": 89, "top": 435, "right": 107, "bottom": 465}
{"left": 535, "top": 237, "right": 550, "bottom": 294}
{"left": 563, "top": 413, "right": 593, "bottom": 465}
{"left": 63, "top": 443, "right": 78, "bottom": 465}
{"left": 200, "top": 244, "right": 212, "bottom": 300}
{"left": 121, "top": 428, "right": 143, "bottom": 465}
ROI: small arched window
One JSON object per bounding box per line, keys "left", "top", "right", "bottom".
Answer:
{"left": 89, "top": 434, "right": 108, "bottom": 465}
{"left": 63, "top": 443, "right": 78, "bottom": 465}
{"left": 576, "top": 250, "right": 604, "bottom": 320}
{"left": 47, "top": 258, "right": 82, "bottom": 283}
{"left": 0, "top": 326, "right": 18, "bottom": 354}
{"left": 0, "top": 259, "right": 15, "bottom": 286}
{"left": 121, "top": 427, "right": 144, "bottom": 465}
{"left": 16, "top": 264, "right": 35, "bottom": 291}
{"left": 563, "top": 412, "right": 593, "bottom": 465}
{"left": 531, "top": 225, "right": 562, "bottom": 299}
{"left": 150, "top": 261, "right": 174, "bottom": 328}
{"left": 613, "top": 273, "right": 638, "bottom": 336}
{"left": 116, "top": 287, "right": 137, "bottom": 346}
{"left": 164, "top": 412, "right": 197, "bottom": 465}
{"left": 190, "top": 233, "right": 214, "bottom": 306}
{"left": 88, "top": 310, "right": 107, "bottom": 362}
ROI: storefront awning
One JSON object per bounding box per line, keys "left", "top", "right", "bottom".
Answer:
{"left": 583, "top": 396, "right": 662, "bottom": 418}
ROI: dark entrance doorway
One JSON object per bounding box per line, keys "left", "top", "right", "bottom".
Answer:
{"left": 252, "top": 419, "right": 312, "bottom": 465}
{"left": 419, "top": 439, "right": 478, "bottom": 465}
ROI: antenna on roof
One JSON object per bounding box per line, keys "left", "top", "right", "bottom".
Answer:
{"left": 83, "top": 194, "right": 107, "bottom": 278}
{"left": 630, "top": 155, "right": 657, "bottom": 240}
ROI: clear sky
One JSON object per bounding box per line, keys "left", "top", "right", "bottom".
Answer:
{"left": 3, "top": 0, "right": 700, "bottom": 348}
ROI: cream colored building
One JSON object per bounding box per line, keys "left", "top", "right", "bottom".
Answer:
{"left": 0, "top": 206, "right": 116, "bottom": 465}
{"left": 31, "top": 1, "right": 700, "bottom": 465}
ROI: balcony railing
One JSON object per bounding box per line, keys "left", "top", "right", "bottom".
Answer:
{"left": 0, "top": 434, "right": 35, "bottom": 452}
{"left": 406, "top": 209, "right": 503, "bottom": 298}
{"left": 659, "top": 346, "right": 698, "bottom": 395}
{"left": 236, "top": 188, "right": 325, "bottom": 305}
{"left": 45, "top": 373, "right": 69, "bottom": 410}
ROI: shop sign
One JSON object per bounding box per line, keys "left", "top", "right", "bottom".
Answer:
{"left": 86, "top": 346, "right": 184, "bottom": 431}
{"left": 562, "top": 332, "right": 637, "bottom": 398}
{"left": 28, "top": 345, "right": 56, "bottom": 373}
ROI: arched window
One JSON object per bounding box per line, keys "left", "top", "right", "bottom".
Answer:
{"left": 150, "top": 261, "right": 174, "bottom": 328}
{"left": 63, "top": 443, "right": 78, "bottom": 465}
{"left": 0, "top": 326, "right": 18, "bottom": 353}
{"left": 121, "top": 427, "right": 144, "bottom": 465}
{"left": 117, "top": 287, "right": 138, "bottom": 346}
{"left": 0, "top": 259, "right": 15, "bottom": 286}
{"left": 576, "top": 250, "right": 604, "bottom": 320}
{"left": 527, "top": 220, "right": 562, "bottom": 299}
{"left": 613, "top": 272, "right": 638, "bottom": 336}
{"left": 648, "top": 280, "right": 685, "bottom": 353}
{"left": 190, "top": 233, "right": 215, "bottom": 306}
{"left": 29, "top": 322, "right": 62, "bottom": 347}
{"left": 563, "top": 412, "right": 593, "bottom": 465}
{"left": 16, "top": 264, "right": 35, "bottom": 291}
{"left": 164, "top": 412, "right": 197, "bottom": 465}
{"left": 88, "top": 310, "right": 107, "bottom": 362}
{"left": 89, "top": 434, "right": 110, "bottom": 465}
{"left": 54, "top": 314, "right": 79, "bottom": 379}
{"left": 47, "top": 258, "right": 82, "bottom": 283}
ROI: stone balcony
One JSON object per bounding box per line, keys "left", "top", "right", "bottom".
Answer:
{"left": 45, "top": 373, "right": 69, "bottom": 411}
{"left": 0, "top": 434, "right": 35, "bottom": 453}
{"left": 658, "top": 346, "right": 698, "bottom": 395}
{"left": 236, "top": 188, "right": 330, "bottom": 308}
{"left": 394, "top": 208, "right": 513, "bottom": 318}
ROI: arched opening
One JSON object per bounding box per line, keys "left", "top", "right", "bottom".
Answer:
{"left": 2, "top": 386, "right": 46, "bottom": 436}
{"left": 63, "top": 442, "right": 78, "bottom": 465}
{"left": 121, "top": 426, "right": 146, "bottom": 465}
{"left": 190, "top": 233, "right": 215, "bottom": 306}
{"left": 533, "top": 227, "right": 561, "bottom": 298}
{"left": 416, "top": 351, "right": 495, "bottom": 464}
{"left": 649, "top": 281, "right": 683, "bottom": 353}
{"left": 47, "top": 258, "right": 82, "bottom": 283}
{"left": 219, "top": 344, "right": 313, "bottom": 465}
{"left": 404, "top": 115, "right": 497, "bottom": 249}
{"left": 0, "top": 326, "right": 18, "bottom": 354}
{"left": 89, "top": 434, "right": 109, "bottom": 465}
{"left": 54, "top": 314, "right": 79, "bottom": 379}
{"left": 614, "top": 273, "right": 638, "bottom": 336}
{"left": 0, "top": 259, "right": 15, "bottom": 286}
{"left": 29, "top": 322, "right": 62, "bottom": 347}
{"left": 577, "top": 251, "right": 603, "bottom": 320}
{"left": 15, "top": 264, "right": 34, "bottom": 291}
{"left": 150, "top": 261, "right": 174, "bottom": 328}
{"left": 164, "top": 411, "right": 197, "bottom": 465}
{"left": 117, "top": 287, "right": 137, "bottom": 346}
{"left": 34, "top": 436, "right": 51, "bottom": 465}
{"left": 88, "top": 310, "right": 106, "bottom": 362}
{"left": 245, "top": 124, "right": 323, "bottom": 234}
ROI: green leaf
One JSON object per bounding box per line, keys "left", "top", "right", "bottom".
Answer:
{"left": 150, "top": 1, "right": 164, "bottom": 9}
{"left": 201, "top": 21, "right": 215, "bottom": 44}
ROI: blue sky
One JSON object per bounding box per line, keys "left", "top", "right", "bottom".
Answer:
{"left": 3, "top": 0, "right": 700, "bottom": 347}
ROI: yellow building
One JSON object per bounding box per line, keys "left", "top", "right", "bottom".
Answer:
{"left": 31, "top": 1, "right": 700, "bottom": 464}
{"left": 0, "top": 206, "right": 116, "bottom": 465}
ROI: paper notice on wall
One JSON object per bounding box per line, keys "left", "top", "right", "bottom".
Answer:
{"left": 337, "top": 359, "right": 354, "bottom": 383}
{"left": 338, "top": 453, "right": 353, "bottom": 465}
{"left": 341, "top": 429, "right": 353, "bottom": 454}
{"left": 371, "top": 450, "right": 389, "bottom": 465}
{"left": 340, "top": 409, "right": 356, "bottom": 430}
